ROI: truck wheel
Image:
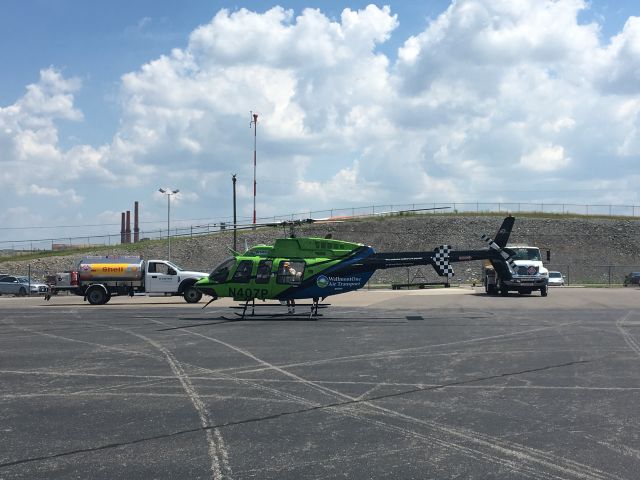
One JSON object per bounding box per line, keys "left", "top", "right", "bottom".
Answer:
{"left": 87, "top": 287, "right": 107, "bottom": 305}
{"left": 18, "top": 287, "right": 27, "bottom": 297}
{"left": 498, "top": 281, "right": 509, "bottom": 296}
{"left": 183, "top": 286, "right": 202, "bottom": 303}
{"left": 484, "top": 276, "right": 497, "bottom": 295}
{"left": 540, "top": 285, "right": 548, "bottom": 297}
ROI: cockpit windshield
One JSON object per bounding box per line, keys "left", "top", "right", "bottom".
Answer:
{"left": 209, "top": 257, "right": 236, "bottom": 283}
{"left": 504, "top": 248, "right": 541, "bottom": 261}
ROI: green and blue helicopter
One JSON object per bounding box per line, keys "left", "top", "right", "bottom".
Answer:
{"left": 195, "top": 215, "right": 517, "bottom": 317}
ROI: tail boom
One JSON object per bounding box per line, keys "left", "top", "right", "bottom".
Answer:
{"left": 334, "top": 216, "right": 518, "bottom": 280}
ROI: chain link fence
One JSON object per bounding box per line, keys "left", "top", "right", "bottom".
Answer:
{"left": 2, "top": 262, "right": 640, "bottom": 291}
{"left": 546, "top": 264, "right": 640, "bottom": 286}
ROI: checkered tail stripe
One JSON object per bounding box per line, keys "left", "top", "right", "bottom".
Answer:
{"left": 431, "top": 245, "right": 454, "bottom": 277}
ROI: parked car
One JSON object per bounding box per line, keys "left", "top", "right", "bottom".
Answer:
{"left": 547, "top": 271, "right": 565, "bottom": 286}
{"left": 623, "top": 272, "right": 640, "bottom": 287}
{"left": 0, "top": 276, "right": 49, "bottom": 296}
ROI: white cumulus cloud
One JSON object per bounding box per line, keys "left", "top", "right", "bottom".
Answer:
{"left": 519, "top": 144, "right": 571, "bottom": 172}
{"left": 3, "top": 1, "right": 640, "bottom": 243}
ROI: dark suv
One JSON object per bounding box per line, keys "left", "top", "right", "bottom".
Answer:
{"left": 623, "top": 272, "right": 640, "bottom": 287}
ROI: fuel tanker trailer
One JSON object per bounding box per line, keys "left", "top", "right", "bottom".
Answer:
{"left": 50, "top": 255, "right": 208, "bottom": 305}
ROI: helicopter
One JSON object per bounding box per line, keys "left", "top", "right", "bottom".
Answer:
{"left": 194, "top": 214, "right": 518, "bottom": 318}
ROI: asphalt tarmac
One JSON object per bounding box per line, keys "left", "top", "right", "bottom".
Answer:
{"left": 1, "top": 287, "right": 639, "bottom": 479}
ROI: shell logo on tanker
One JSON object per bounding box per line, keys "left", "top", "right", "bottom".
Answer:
{"left": 86, "top": 264, "right": 139, "bottom": 274}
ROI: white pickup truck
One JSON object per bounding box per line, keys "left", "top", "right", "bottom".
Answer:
{"left": 484, "top": 245, "right": 549, "bottom": 296}
{"left": 49, "top": 256, "right": 208, "bottom": 305}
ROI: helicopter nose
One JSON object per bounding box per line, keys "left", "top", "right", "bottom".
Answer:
{"left": 197, "top": 286, "right": 217, "bottom": 297}
{"left": 194, "top": 281, "right": 217, "bottom": 297}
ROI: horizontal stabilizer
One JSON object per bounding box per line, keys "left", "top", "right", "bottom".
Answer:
{"left": 431, "top": 245, "right": 454, "bottom": 277}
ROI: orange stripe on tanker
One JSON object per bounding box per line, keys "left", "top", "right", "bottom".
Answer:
{"left": 78, "top": 262, "right": 144, "bottom": 281}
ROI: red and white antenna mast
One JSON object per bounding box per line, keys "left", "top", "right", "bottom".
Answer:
{"left": 250, "top": 111, "right": 259, "bottom": 224}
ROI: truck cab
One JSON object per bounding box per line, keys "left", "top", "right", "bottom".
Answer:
{"left": 145, "top": 260, "right": 207, "bottom": 302}
{"left": 484, "top": 246, "right": 549, "bottom": 296}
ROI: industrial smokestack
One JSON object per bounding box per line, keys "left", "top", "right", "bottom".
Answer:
{"left": 120, "top": 212, "right": 125, "bottom": 244}
{"left": 125, "top": 210, "right": 131, "bottom": 244}
{"left": 134, "top": 201, "right": 139, "bottom": 243}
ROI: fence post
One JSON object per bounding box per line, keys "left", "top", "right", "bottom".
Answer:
{"left": 608, "top": 265, "right": 611, "bottom": 286}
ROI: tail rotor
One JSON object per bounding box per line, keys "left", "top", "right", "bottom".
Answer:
{"left": 481, "top": 234, "right": 517, "bottom": 271}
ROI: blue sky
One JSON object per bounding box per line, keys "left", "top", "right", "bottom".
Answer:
{"left": 1, "top": 0, "right": 640, "bottom": 247}
{"left": 0, "top": 0, "right": 455, "bottom": 145}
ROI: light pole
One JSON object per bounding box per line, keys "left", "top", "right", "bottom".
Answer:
{"left": 250, "top": 112, "right": 258, "bottom": 224}
{"left": 232, "top": 174, "right": 237, "bottom": 251}
{"left": 158, "top": 188, "right": 179, "bottom": 260}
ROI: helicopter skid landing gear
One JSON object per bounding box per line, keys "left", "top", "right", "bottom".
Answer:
{"left": 236, "top": 299, "right": 256, "bottom": 319}
{"left": 229, "top": 298, "right": 329, "bottom": 319}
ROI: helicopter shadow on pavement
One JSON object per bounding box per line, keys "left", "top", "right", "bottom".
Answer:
{"left": 156, "top": 314, "right": 326, "bottom": 331}
{"left": 155, "top": 313, "right": 444, "bottom": 331}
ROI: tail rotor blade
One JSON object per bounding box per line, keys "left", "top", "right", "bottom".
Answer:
{"left": 481, "top": 234, "right": 516, "bottom": 271}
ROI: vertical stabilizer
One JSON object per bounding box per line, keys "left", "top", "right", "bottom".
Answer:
{"left": 493, "top": 216, "right": 515, "bottom": 248}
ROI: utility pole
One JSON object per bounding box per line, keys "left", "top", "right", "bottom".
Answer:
{"left": 232, "top": 173, "right": 237, "bottom": 251}
{"left": 250, "top": 111, "right": 258, "bottom": 224}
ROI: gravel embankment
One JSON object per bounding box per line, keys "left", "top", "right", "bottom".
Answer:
{"left": 2, "top": 215, "right": 640, "bottom": 285}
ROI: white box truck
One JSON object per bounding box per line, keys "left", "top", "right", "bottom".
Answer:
{"left": 483, "top": 245, "right": 549, "bottom": 296}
